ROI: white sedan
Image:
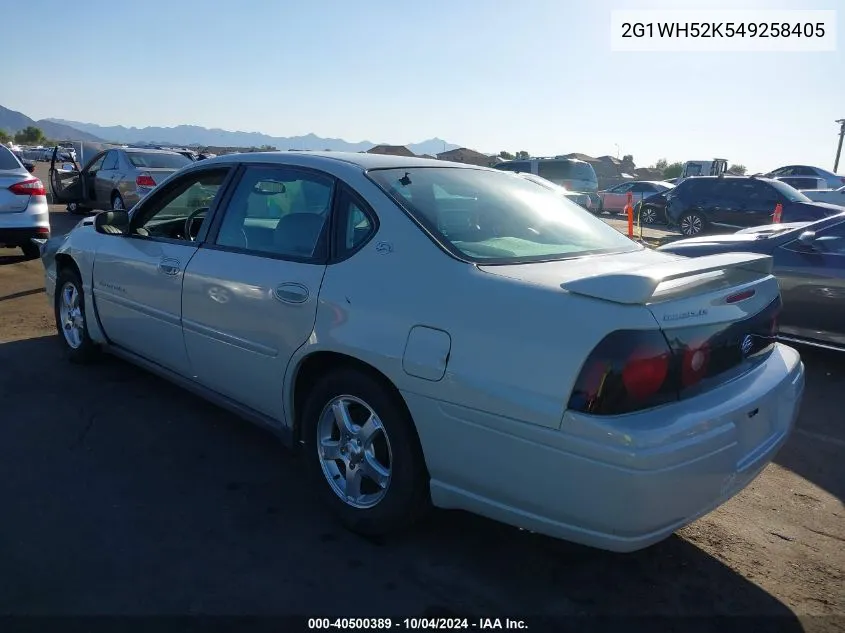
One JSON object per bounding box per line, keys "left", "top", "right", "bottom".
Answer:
{"left": 801, "top": 185, "right": 845, "bottom": 207}
{"left": 40, "top": 152, "right": 805, "bottom": 552}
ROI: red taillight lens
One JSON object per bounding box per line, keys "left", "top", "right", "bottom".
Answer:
{"left": 9, "top": 178, "right": 46, "bottom": 196}
{"left": 623, "top": 346, "right": 671, "bottom": 400}
{"left": 136, "top": 174, "right": 156, "bottom": 187}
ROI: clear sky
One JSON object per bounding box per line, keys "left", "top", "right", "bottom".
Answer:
{"left": 1, "top": 0, "right": 842, "bottom": 173}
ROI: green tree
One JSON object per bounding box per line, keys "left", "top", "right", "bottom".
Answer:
{"left": 622, "top": 154, "right": 634, "bottom": 164}
{"left": 13, "top": 126, "right": 45, "bottom": 145}
{"left": 653, "top": 158, "right": 668, "bottom": 171}
{"left": 729, "top": 163, "right": 747, "bottom": 175}
{"left": 0, "top": 130, "right": 10, "bottom": 144}
{"left": 662, "top": 161, "right": 684, "bottom": 179}
{"left": 515, "top": 150, "right": 529, "bottom": 159}
{"left": 499, "top": 151, "right": 514, "bottom": 160}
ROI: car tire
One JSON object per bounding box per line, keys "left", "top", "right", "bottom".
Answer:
{"left": 111, "top": 192, "right": 125, "bottom": 212}
{"left": 54, "top": 268, "right": 100, "bottom": 364}
{"left": 302, "top": 367, "right": 430, "bottom": 537}
{"left": 639, "top": 205, "right": 659, "bottom": 225}
{"left": 678, "top": 212, "right": 705, "bottom": 236}
{"left": 20, "top": 242, "right": 41, "bottom": 260}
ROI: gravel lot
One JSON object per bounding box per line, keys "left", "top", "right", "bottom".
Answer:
{"left": 0, "top": 178, "right": 842, "bottom": 630}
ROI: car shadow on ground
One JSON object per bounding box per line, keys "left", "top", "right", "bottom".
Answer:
{"left": 774, "top": 344, "right": 845, "bottom": 503}
{"left": 0, "top": 335, "right": 804, "bottom": 626}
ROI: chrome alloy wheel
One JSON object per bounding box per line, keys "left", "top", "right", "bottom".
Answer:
{"left": 59, "top": 281, "right": 84, "bottom": 349}
{"left": 316, "top": 395, "right": 393, "bottom": 509}
{"left": 680, "top": 214, "right": 703, "bottom": 236}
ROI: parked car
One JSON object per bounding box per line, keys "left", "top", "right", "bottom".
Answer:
{"left": 663, "top": 176, "right": 843, "bottom": 237}
{"left": 0, "top": 144, "right": 49, "bottom": 259}
{"left": 49, "top": 147, "right": 194, "bottom": 214}
{"left": 775, "top": 175, "right": 827, "bottom": 190}
{"left": 659, "top": 213, "right": 845, "bottom": 351}
{"left": 765, "top": 165, "right": 845, "bottom": 190}
{"left": 494, "top": 157, "right": 599, "bottom": 194}
{"left": 801, "top": 185, "right": 845, "bottom": 207}
{"left": 40, "top": 151, "right": 804, "bottom": 552}
{"left": 597, "top": 181, "right": 674, "bottom": 217}
{"left": 512, "top": 172, "right": 593, "bottom": 211}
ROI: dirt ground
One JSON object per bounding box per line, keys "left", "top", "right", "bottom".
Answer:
{"left": 0, "top": 192, "right": 842, "bottom": 631}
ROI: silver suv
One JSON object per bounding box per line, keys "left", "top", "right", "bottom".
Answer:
{"left": 0, "top": 145, "right": 50, "bottom": 259}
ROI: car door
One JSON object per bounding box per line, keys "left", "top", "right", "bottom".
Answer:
{"left": 603, "top": 183, "right": 631, "bottom": 211}
{"left": 180, "top": 164, "right": 335, "bottom": 420}
{"left": 775, "top": 220, "right": 845, "bottom": 347}
{"left": 92, "top": 165, "right": 234, "bottom": 375}
{"left": 731, "top": 179, "right": 780, "bottom": 227}
{"left": 82, "top": 152, "right": 107, "bottom": 208}
{"left": 96, "top": 150, "right": 120, "bottom": 207}
{"left": 48, "top": 146, "right": 83, "bottom": 204}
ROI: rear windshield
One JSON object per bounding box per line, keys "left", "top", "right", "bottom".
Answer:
{"left": 368, "top": 167, "right": 639, "bottom": 264}
{"left": 0, "top": 146, "right": 23, "bottom": 170}
{"left": 767, "top": 179, "right": 812, "bottom": 203}
{"left": 127, "top": 152, "right": 193, "bottom": 169}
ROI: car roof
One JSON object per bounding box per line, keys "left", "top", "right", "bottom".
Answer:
{"left": 197, "top": 150, "right": 482, "bottom": 171}
{"left": 122, "top": 147, "right": 186, "bottom": 155}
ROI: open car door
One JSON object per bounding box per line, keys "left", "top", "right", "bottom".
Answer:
{"left": 49, "top": 146, "right": 83, "bottom": 205}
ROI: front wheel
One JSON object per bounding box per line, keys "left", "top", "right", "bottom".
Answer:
{"left": 54, "top": 268, "right": 100, "bottom": 363}
{"left": 20, "top": 242, "right": 41, "bottom": 260}
{"left": 302, "top": 368, "right": 430, "bottom": 537}
{"left": 678, "top": 212, "right": 705, "bottom": 237}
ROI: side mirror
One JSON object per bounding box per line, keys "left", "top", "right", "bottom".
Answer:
{"left": 94, "top": 210, "right": 129, "bottom": 235}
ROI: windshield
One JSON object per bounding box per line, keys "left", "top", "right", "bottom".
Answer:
{"left": 128, "top": 152, "right": 193, "bottom": 169}
{"left": 368, "top": 167, "right": 640, "bottom": 264}
{"left": 0, "top": 145, "right": 23, "bottom": 170}
{"left": 767, "top": 179, "right": 812, "bottom": 203}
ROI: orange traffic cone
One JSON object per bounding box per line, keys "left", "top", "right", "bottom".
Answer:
{"left": 626, "top": 192, "right": 634, "bottom": 238}
{"left": 773, "top": 202, "right": 783, "bottom": 224}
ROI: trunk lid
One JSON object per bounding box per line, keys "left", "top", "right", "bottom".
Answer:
{"left": 0, "top": 169, "right": 32, "bottom": 213}
{"left": 482, "top": 250, "right": 782, "bottom": 397}
{"left": 141, "top": 168, "right": 180, "bottom": 186}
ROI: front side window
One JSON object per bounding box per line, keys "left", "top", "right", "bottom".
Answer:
{"left": 86, "top": 153, "right": 106, "bottom": 172}
{"left": 215, "top": 166, "right": 334, "bottom": 260}
{"left": 131, "top": 168, "right": 229, "bottom": 241}
{"left": 368, "top": 167, "right": 639, "bottom": 264}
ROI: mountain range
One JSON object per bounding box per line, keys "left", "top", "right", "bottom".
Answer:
{"left": 0, "top": 105, "right": 460, "bottom": 155}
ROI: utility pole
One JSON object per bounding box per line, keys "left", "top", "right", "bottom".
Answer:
{"left": 835, "top": 119, "right": 845, "bottom": 173}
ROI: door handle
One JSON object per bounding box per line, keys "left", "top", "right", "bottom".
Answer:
{"left": 158, "top": 257, "right": 181, "bottom": 276}
{"left": 273, "top": 282, "right": 309, "bottom": 304}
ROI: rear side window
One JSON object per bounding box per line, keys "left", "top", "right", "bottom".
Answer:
{"left": 538, "top": 160, "right": 596, "bottom": 182}
{"left": 495, "top": 161, "right": 530, "bottom": 173}
{"left": 0, "top": 146, "right": 23, "bottom": 170}
{"left": 127, "top": 152, "right": 193, "bottom": 169}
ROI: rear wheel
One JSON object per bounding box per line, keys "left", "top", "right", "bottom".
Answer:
{"left": 54, "top": 268, "right": 100, "bottom": 363}
{"left": 111, "top": 192, "right": 125, "bottom": 211}
{"left": 302, "top": 367, "right": 430, "bottom": 537}
{"left": 678, "top": 212, "right": 705, "bottom": 236}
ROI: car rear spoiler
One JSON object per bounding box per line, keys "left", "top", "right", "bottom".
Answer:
{"left": 560, "top": 252, "right": 773, "bottom": 305}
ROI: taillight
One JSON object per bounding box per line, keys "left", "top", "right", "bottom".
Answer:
{"left": 136, "top": 174, "right": 156, "bottom": 187}
{"left": 568, "top": 330, "right": 678, "bottom": 415}
{"left": 568, "top": 297, "right": 782, "bottom": 416}
{"left": 9, "top": 178, "right": 46, "bottom": 196}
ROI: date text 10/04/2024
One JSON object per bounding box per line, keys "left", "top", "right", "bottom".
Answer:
{"left": 307, "top": 618, "right": 529, "bottom": 630}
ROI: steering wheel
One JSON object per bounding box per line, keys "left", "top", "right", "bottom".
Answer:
{"left": 184, "top": 207, "right": 208, "bottom": 241}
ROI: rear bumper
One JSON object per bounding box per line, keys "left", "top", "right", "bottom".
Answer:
{"left": 0, "top": 226, "right": 51, "bottom": 246}
{"left": 407, "top": 343, "right": 804, "bottom": 552}
{"left": 0, "top": 198, "right": 50, "bottom": 246}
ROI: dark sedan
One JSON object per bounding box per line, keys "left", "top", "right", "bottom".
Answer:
{"left": 659, "top": 213, "right": 845, "bottom": 351}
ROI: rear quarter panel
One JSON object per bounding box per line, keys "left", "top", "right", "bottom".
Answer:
{"left": 294, "top": 170, "right": 658, "bottom": 433}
